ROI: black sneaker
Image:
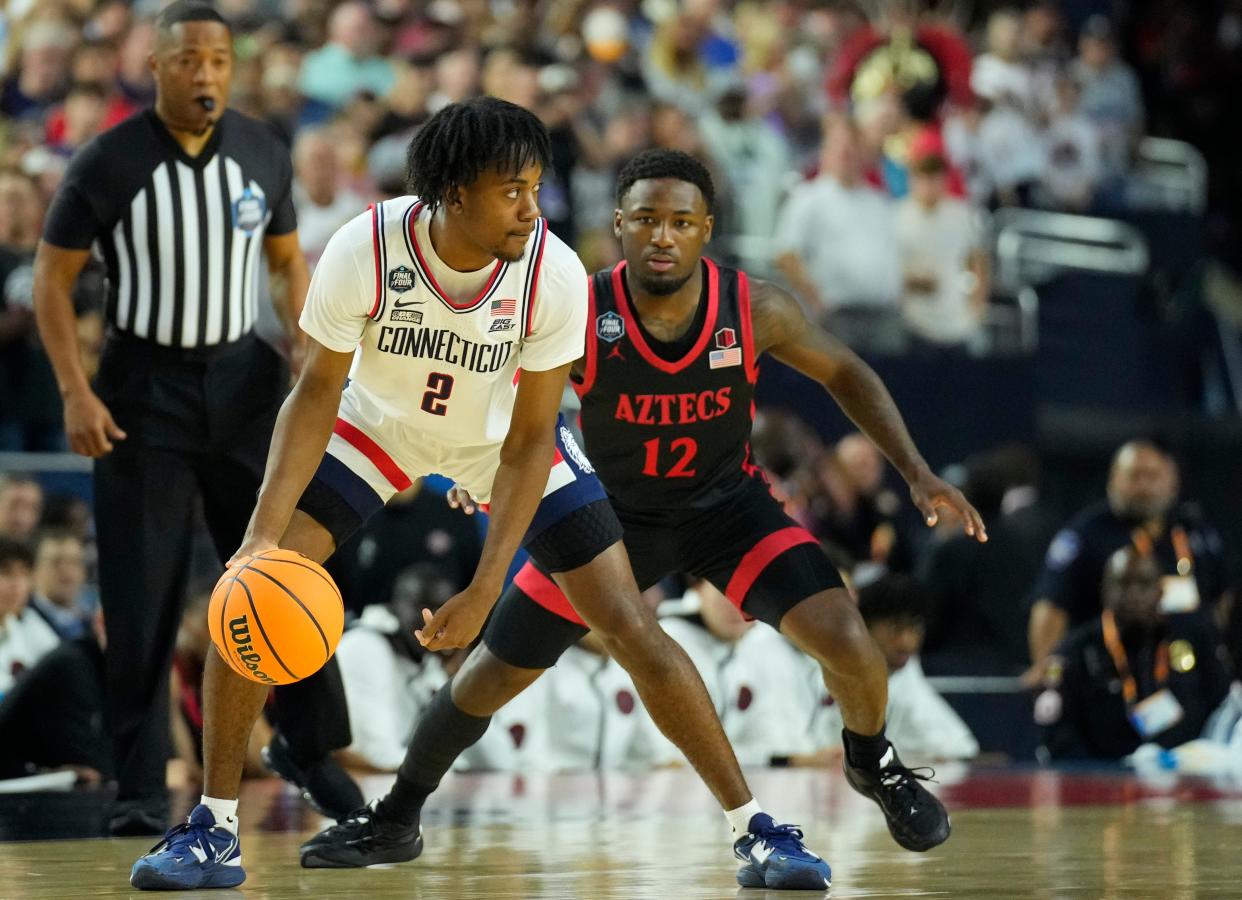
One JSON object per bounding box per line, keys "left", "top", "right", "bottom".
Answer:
{"left": 843, "top": 745, "right": 950, "bottom": 852}
{"left": 109, "top": 796, "right": 169, "bottom": 837}
{"left": 261, "top": 733, "right": 364, "bottom": 820}
{"left": 300, "top": 802, "right": 423, "bottom": 869}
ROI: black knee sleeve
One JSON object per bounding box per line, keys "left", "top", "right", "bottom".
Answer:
{"left": 378, "top": 685, "right": 492, "bottom": 824}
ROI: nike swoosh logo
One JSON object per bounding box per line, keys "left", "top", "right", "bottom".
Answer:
{"left": 393, "top": 298, "right": 422, "bottom": 308}
{"left": 215, "top": 836, "right": 238, "bottom": 863}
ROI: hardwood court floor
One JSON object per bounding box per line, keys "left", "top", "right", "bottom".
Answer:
{"left": 2, "top": 766, "right": 1241, "bottom": 899}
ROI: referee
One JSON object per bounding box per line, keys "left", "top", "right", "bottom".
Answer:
{"left": 33, "top": 2, "right": 360, "bottom": 836}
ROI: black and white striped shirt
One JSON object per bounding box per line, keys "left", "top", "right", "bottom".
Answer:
{"left": 43, "top": 109, "right": 296, "bottom": 349}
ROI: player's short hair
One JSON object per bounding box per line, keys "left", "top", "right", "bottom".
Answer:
{"left": 404, "top": 97, "right": 551, "bottom": 210}
{"left": 856, "top": 574, "right": 928, "bottom": 627}
{"left": 0, "top": 536, "right": 34, "bottom": 570}
{"left": 156, "top": 1, "right": 230, "bottom": 35}
{"left": 616, "top": 149, "right": 716, "bottom": 214}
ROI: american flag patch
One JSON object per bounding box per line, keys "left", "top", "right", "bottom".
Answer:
{"left": 709, "top": 347, "right": 742, "bottom": 369}
{"left": 491, "top": 298, "right": 517, "bottom": 317}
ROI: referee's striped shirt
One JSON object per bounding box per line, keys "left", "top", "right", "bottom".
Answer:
{"left": 43, "top": 109, "right": 296, "bottom": 349}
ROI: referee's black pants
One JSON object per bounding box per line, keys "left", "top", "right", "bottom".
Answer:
{"left": 93, "top": 333, "right": 351, "bottom": 805}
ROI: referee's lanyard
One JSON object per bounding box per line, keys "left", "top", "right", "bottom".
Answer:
{"left": 1130, "top": 526, "right": 1193, "bottom": 576}
{"left": 1100, "top": 609, "right": 1169, "bottom": 705}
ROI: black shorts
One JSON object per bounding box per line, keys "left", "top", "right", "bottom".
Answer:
{"left": 484, "top": 475, "right": 845, "bottom": 668}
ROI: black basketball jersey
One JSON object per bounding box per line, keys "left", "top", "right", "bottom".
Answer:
{"left": 574, "top": 258, "right": 760, "bottom": 512}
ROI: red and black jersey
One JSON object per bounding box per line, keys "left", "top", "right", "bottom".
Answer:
{"left": 574, "top": 258, "right": 761, "bottom": 513}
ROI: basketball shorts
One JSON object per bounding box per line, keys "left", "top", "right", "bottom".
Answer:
{"left": 296, "top": 405, "right": 622, "bottom": 574}
{"left": 484, "top": 474, "right": 845, "bottom": 669}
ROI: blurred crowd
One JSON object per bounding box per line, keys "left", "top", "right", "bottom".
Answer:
{"left": 4, "top": 1, "right": 1242, "bottom": 446}
{"left": 1, "top": 0, "right": 1241, "bottom": 794}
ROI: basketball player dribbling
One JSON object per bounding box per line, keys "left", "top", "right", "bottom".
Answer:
{"left": 130, "top": 100, "right": 830, "bottom": 891}
{"left": 305, "top": 150, "right": 988, "bottom": 889}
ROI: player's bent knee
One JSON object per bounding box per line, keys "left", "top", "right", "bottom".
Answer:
{"left": 781, "top": 588, "right": 875, "bottom": 662}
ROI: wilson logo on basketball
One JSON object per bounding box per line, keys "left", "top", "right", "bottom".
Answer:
{"left": 228, "top": 615, "right": 278, "bottom": 685}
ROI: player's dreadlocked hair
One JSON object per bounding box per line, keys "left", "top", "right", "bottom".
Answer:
{"left": 405, "top": 98, "right": 551, "bottom": 210}
{"left": 615, "top": 149, "right": 716, "bottom": 214}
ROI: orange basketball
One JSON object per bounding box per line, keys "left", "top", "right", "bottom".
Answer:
{"left": 207, "top": 549, "right": 344, "bottom": 686}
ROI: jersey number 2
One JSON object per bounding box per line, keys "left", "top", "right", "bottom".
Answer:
{"left": 420, "top": 373, "right": 454, "bottom": 416}
{"left": 641, "top": 438, "right": 698, "bottom": 478}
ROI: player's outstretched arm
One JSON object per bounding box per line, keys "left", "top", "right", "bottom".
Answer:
{"left": 231, "top": 337, "right": 354, "bottom": 564}
{"left": 416, "top": 362, "right": 573, "bottom": 651}
{"left": 750, "top": 279, "right": 987, "bottom": 542}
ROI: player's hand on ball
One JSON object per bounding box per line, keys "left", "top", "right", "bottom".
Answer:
{"left": 415, "top": 586, "right": 493, "bottom": 650}
{"left": 447, "top": 485, "right": 478, "bottom": 515}
{"left": 909, "top": 469, "right": 988, "bottom": 542}
{"left": 226, "top": 538, "right": 279, "bottom": 569}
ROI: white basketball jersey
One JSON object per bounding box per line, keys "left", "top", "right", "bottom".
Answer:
{"left": 300, "top": 196, "right": 587, "bottom": 447}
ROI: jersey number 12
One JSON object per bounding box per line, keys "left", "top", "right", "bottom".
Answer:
{"left": 641, "top": 437, "right": 698, "bottom": 478}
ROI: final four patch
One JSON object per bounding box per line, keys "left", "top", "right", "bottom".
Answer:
{"left": 388, "top": 265, "right": 415, "bottom": 293}
{"left": 231, "top": 187, "right": 266, "bottom": 233}
{"left": 596, "top": 311, "right": 625, "bottom": 343}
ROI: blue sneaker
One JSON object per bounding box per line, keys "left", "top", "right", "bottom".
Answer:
{"left": 129, "top": 805, "right": 245, "bottom": 890}
{"left": 733, "top": 813, "right": 831, "bottom": 890}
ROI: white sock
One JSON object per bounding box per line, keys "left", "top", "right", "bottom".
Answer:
{"left": 200, "top": 795, "right": 239, "bottom": 834}
{"left": 725, "top": 798, "right": 763, "bottom": 835}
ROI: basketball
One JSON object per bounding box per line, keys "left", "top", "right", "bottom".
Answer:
{"left": 207, "top": 549, "right": 344, "bottom": 686}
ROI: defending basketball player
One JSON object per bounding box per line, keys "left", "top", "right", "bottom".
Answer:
{"left": 130, "top": 101, "right": 829, "bottom": 891}
{"left": 309, "top": 150, "right": 988, "bottom": 888}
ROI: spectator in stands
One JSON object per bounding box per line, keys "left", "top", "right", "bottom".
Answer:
{"left": 895, "top": 149, "right": 989, "bottom": 351}
{"left": 976, "top": 85, "right": 1045, "bottom": 208}
{"left": 335, "top": 563, "right": 464, "bottom": 773}
{"left": 642, "top": 10, "right": 734, "bottom": 114}
{"left": 0, "top": 535, "right": 107, "bottom": 783}
{"left": 661, "top": 582, "right": 822, "bottom": 766}
{"left": 696, "top": 84, "right": 793, "bottom": 248}
{"left": 291, "top": 127, "right": 370, "bottom": 267}
{"left": 1071, "top": 15, "right": 1144, "bottom": 178}
{"left": 1037, "top": 545, "right": 1232, "bottom": 760}
{"left": 774, "top": 117, "right": 905, "bottom": 353}
{"left": 0, "top": 169, "right": 46, "bottom": 450}
{"left": 0, "top": 17, "right": 77, "bottom": 121}
{"left": 29, "top": 528, "right": 94, "bottom": 641}
{"left": 0, "top": 473, "right": 43, "bottom": 543}
{"left": 919, "top": 445, "right": 1056, "bottom": 675}
{"left": 1038, "top": 74, "right": 1104, "bottom": 211}
{"left": 1020, "top": 0, "right": 1070, "bottom": 120}
{"left": 814, "top": 574, "right": 979, "bottom": 761}
{"left": 115, "top": 19, "right": 155, "bottom": 107}
{"left": 970, "top": 9, "right": 1038, "bottom": 121}
{"left": 0, "top": 537, "right": 59, "bottom": 701}
{"left": 942, "top": 92, "right": 994, "bottom": 207}
{"left": 1028, "top": 440, "right": 1234, "bottom": 675}
{"left": 298, "top": 1, "right": 397, "bottom": 110}
{"left": 46, "top": 81, "right": 108, "bottom": 156}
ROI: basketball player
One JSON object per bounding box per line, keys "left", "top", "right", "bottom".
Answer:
{"left": 307, "top": 150, "right": 988, "bottom": 888}
{"left": 131, "top": 101, "right": 828, "bottom": 891}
